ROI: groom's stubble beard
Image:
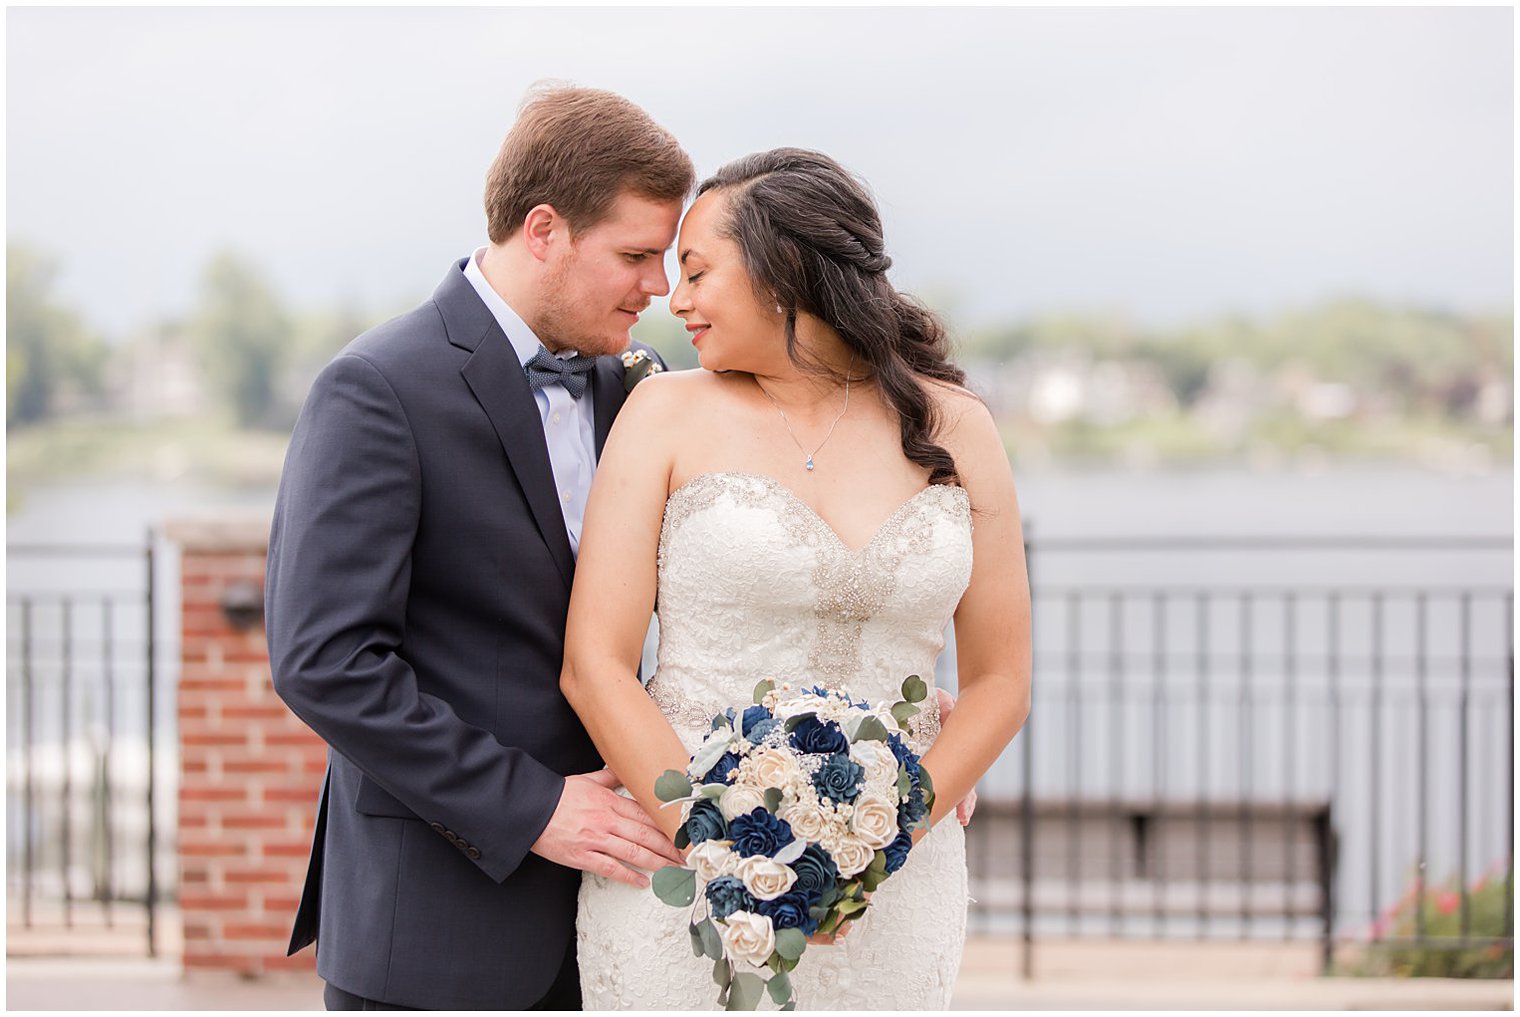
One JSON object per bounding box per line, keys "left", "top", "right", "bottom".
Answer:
{"left": 535, "top": 245, "right": 634, "bottom": 359}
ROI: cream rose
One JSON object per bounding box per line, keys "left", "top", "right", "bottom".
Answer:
{"left": 747, "top": 748, "right": 799, "bottom": 790}
{"left": 686, "top": 839, "right": 737, "bottom": 883}
{"left": 850, "top": 741, "right": 900, "bottom": 791}
{"left": 719, "top": 785, "right": 768, "bottom": 822}
{"left": 831, "top": 834, "right": 877, "bottom": 878}
{"left": 849, "top": 793, "right": 899, "bottom": 850}
{"left": 734, "top": 854, "right": 798, "bottom": 901}
{"left": 779, "top": 801, "right": 827, "bottom": 842}
{"left": 718, "top": 911, "right": 776, "bottom": 967}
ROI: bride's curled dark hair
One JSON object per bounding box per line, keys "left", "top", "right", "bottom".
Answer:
{"left": 698, "top": 148, "right": 968, "bottom": 486}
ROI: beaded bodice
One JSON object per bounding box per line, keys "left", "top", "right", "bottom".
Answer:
{"left": 644, "top": 471, "right": 974, "bottom": 752}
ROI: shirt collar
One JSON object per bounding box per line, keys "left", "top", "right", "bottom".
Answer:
{"left": 462, "top": 246, "right": 581, "bottom": 367}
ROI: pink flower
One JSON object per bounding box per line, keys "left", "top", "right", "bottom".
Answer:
{"left": 1435, "top": 891, "right": 1460, "bottom": 916}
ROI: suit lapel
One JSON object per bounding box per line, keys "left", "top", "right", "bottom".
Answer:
{"left": 589, "top": 357, "right": 627, "bottom": 460}
{"left": 437, "top": 261, "right": 576, "bottom": 592}
{"left": 460, "top": 341, "right": 576, "bottom": 591}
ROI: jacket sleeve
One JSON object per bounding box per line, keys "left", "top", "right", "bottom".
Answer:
{"left": 265, "top": 351, "right": 564, "bottom": 884}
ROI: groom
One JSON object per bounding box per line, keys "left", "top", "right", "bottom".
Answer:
{"left": 265, "top": 86, "right": 695, "bottom": 1010}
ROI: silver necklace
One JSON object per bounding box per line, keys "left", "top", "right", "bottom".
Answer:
{"left": 755, "top": 368, "right": 852, "bottom": 473}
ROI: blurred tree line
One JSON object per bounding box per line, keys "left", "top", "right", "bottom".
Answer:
{"left": 7, "top": 241, "right": 370, "bottom": 432}
{"left": 7, "top": 245, "right": 109, "bottom": 426}
{"left": 6, "top": 239, "right": 1513, "bottom": 473}
{"left": 961, "top": 302, "right": 1513, "bottom": 423}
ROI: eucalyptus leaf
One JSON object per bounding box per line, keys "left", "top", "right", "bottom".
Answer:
{"left": 714, "top": 957, "right": 732, "bottom": 989}
{"left": 690, "top": 922, "right": 704, "bottom": 958}
{"left": 772, "top": 837, "right": 806, "bottom": 865}
{"left": 691, "top": 733, "right": 737, "bottom": 781}
{"left": 727, "top": 972, "right": 764, "bottom": 1011}
{"left": 701, "top": 783, "right": 728, "bottom": 799}
{"left": 896, "top": 764, "right": 912, "bottom": 799}
{"left": 853, "top": 716, "right": 889, "bottom": 743}
{"left": 651, "top": 866, "right": 696, "bottom": 907}
{"left": 902, "top": 675, "right": 928, "bottom": 704}
{"left": 782, "top": 1003, "right": 797, "bottom": 1011}
{"left": 766, "top": 970, "right": 793, "bottom": 1005}
{"left": 834, "top": 897, "right": 869, "bottom": 917}
{"left": 698, "top": 918, "right": 724, "bottom": 960}
{"left": 777, "top": 953, "right": 799, "bottom": 973}
{"left": 763, "top": 787, "right": 783, "bottom": 813}
{"left": 783, "top": 712, "right": 815, "bottom": 733}
{"left": 773, "top": 927, "right": 807, "bottom": 961}
{"left": 890, "top": 701, "right": 919, "bottom": 726}
{"left": 918, "top": 765, "right": 936, "bottom": 807}
{"left": 655, "top": 770, "right": 694, "bottom": 803}
{"left": 659, "top": 793, "right": 702, "bottom": 810}
{"left": 675, "top": 825, "right": 691, "bottom": 850}
{"left": 752, "top": 678, "right": 775, "bottom": 704}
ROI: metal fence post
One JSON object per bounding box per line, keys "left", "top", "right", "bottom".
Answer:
{"left": 145, "top": 531, "right": 158, "bottom": 958}
{"left": 1021, "top": 522, "right": 1035, "bottom": 980}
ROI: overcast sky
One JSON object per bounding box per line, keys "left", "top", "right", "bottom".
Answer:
{"left": 7, "top": 6, "right": 1513, "bottom": 340}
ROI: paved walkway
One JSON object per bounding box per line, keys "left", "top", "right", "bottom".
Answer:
{"left": 6, "top": 938, "right": 1513, "bottom": 1010}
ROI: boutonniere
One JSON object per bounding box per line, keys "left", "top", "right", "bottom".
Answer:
{"left": 621, "top": 348, "right": 664, "bottom": 392}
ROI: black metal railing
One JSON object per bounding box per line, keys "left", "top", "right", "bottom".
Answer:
{"left": 7, "top": 529, "right": 1510, "bottom": 977}
{"left": 7, "top": 538, "right": 162, "bottom": 957}
{"left": 965, "top": 533, "right": 1514, "bottom": 978}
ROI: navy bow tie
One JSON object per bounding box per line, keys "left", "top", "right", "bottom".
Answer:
{"left": 524, "top": 346, "right": 597, "bottom": 400}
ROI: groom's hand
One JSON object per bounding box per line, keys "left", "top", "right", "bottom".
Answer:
{"left": 530, "top": 768, "right": 686, "bottom": 889}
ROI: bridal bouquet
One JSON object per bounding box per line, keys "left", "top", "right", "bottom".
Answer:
{"left": 650, "top": 676, "right": 936, "bottom": 1010}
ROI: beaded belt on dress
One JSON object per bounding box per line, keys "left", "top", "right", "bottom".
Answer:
{"left": 644, "top": 674, "right": 943, "bottom": 753}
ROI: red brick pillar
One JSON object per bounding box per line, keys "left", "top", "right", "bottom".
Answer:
{"left": 168, "top": 517, "right": 325, "bottom": 976}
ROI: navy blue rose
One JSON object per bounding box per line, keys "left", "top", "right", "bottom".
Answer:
{"left": 813, "top": 753, "right": 864, "bottom": 803}
{"left": 705, "top": 876, "right": 757, "bottom": 921}
{"left": 898, "top": 788, "right": 928, "bottom": 827}
{"left": 756, "top": 889, "right": 819, "bottom": 935}
{"left": 745, "top": 718, "right": 780, "bottom": 744}
{"left": 791, "top": 716, "right": 850, "bottom": 756}
{"left": 742, "top": 705, "right": 779, "bottom": 744}
{"left": 887, "top": 733, "right": 922, "bottom": 783}
{"left": 728, "top": 807, "right": 795, "bottom": 858}
{"left": 882, "top": 830, "right": 914, "bottom": 874}
{"left": 702, "top": 751, "right": 742, "bottom": 785}
{"left": 789, "top": 844, "right": 839, "bottom": 905}
{"left": 685, "top": 799, "right": 727, "bottom": 845}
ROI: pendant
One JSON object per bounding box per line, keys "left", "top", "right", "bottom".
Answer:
{"left": 805, "top": 456, "right": 815, "bottom": 472}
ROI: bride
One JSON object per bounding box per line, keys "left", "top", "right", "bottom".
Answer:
{"left": 559, "top": 148, "right": 1031, "bottom": 1009}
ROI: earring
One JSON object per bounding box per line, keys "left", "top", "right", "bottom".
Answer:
{"left": 776, "top": 304, "right": 785, "bottom": 314}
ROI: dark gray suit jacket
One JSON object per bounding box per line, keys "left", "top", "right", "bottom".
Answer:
{"left": 266, "top": 260, "right": 658, "bottom": 1009}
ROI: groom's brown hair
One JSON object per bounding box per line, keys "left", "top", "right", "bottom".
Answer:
{"left": 485, "top": 84, "right": 694, "bottom": 242}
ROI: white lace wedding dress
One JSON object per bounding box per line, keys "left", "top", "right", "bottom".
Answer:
{"left": 577, "top": 471, "right": 975, "bottom": 1010}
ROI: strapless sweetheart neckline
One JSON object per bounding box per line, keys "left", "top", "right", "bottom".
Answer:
{"left": 667, "top": 470, "right": 969, "bottom": 557}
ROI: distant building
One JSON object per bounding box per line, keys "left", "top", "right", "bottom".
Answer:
{"left": 106, "top": 322, "right": 209, "bottom": 419}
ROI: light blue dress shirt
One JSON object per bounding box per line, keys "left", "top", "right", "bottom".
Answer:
{"left": 463, "top": 247, "right": 597, "bottom": 556}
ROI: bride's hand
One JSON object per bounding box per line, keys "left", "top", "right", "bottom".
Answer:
{"left": 935, "top": 689, "right": 977, "bottom": 826}
{"left": 807, "top": 891, "right": 871, "bottom": 946}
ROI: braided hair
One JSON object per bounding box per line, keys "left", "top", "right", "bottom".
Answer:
{"left": 698, "top": 149, "right": 966, "bottom": 485}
